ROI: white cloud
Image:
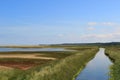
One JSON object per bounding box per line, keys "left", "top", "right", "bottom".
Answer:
{"left": 87, "top": 22, "right": 118, "bottom": 27}
{"left": 102, "top": 22, "right": 117, "bottom": 26}
{"left": 57, "top": 34, "right": 64, "bottom": 37}
{"left": 79, "top": 31, "right": 120, "bottom": 42}
{"left": 81, "top": 34, "right": 113, "bottom": 39}
{"left": 87, "top": 26, "right": 95, "bottom": 31}
{"left": 87, "top": 22, "right": 97, "bottom": 26}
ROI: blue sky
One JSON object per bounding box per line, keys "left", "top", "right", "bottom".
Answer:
{"left": 0, "top": 0, "right": 120, "bottom": 45}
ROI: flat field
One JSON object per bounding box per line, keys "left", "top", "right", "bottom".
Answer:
{"left": 0, "top": 45, "right": 98, "bottom": 80}
{"left": 0, "top": 51, "right": 73, "bottom": 70}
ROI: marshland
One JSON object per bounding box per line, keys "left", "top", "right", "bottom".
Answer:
{"left": 0, "top": 45, "right": 99, "bottom": 80}
{"left": 0, "top": 43, "right": 119, "bottom": 80}
{"left": 0, "top": 0, "right": 120, "bottom": 80}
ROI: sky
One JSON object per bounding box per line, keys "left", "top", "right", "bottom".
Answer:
{"left": 0, "top": 0, "right": 120, "bottom": 45}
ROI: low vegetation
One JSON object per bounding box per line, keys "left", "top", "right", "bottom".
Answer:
{"left": 0, "top": 51, "right": 73, "bottom": 70}
{"left": 0, "top": 46, "right": 99, "bottom": 80}
{"left": 105, "top": 46, "right": 120, "bottom": 80}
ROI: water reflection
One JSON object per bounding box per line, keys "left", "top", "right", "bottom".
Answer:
{"left": 0, "top": 48, "right": 69, "bottom": 52}
{"left": 76, "top": 48, "right": 112, "bottom": 80}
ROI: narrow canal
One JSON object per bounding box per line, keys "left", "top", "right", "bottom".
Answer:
{"left": 75, "top": 48, "right": 112, "bottom": 80}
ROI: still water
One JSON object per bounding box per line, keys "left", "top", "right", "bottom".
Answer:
{"left": 0, "top": 48, "right": 68, "bottom": 52}
{"left": 76, "top": 48, "right": 112, "bottom": 80}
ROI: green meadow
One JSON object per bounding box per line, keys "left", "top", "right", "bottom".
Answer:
{"left": 105, "top": 46, "right": 120, "bottom": 80}
{"left": 0, "top": 46, "right": 98, "bottom": 80}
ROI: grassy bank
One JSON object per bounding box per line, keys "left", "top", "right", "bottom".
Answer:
{"left": 105, "top": 47, "right": 120, "bottom": 80}
{"left": 0, "top": 46, "right": 98, "bottom": 80}
{"left": 0, "top": 51, "right": 73, "bottom": 70}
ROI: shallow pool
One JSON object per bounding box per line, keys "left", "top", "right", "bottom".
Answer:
{"left": 0, "top": 48, "right": 69, "bottom": 52}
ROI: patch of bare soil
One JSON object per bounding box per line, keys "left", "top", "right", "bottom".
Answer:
{"left": 0, "top": 53, "right": 57, "bottom": 70}
{"left": 0, "top": 60, "right": 51, "bottom": 70}
{"left": 0, "top": 54, "right": 56, "bottom": 60}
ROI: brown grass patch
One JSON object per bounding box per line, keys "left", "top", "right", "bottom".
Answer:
{"left": 0, "top": 59, "right": 52, "bottom": 70}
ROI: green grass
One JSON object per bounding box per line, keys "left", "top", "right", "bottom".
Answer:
{"left": 105, "top": 46, "right": 120, "bottom": 80}
{"left": 0, "top": 51, "right": 73, "bottom": 59}
{"left": 0, "top": 51, "right": 74, "bottom": 70}
{"left": 0, "top": 46, "right": 99, "bottom": 80}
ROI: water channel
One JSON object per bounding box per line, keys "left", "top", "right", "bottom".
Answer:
{"left": 76, "top": 48, "right": 112, "bottom": 80}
